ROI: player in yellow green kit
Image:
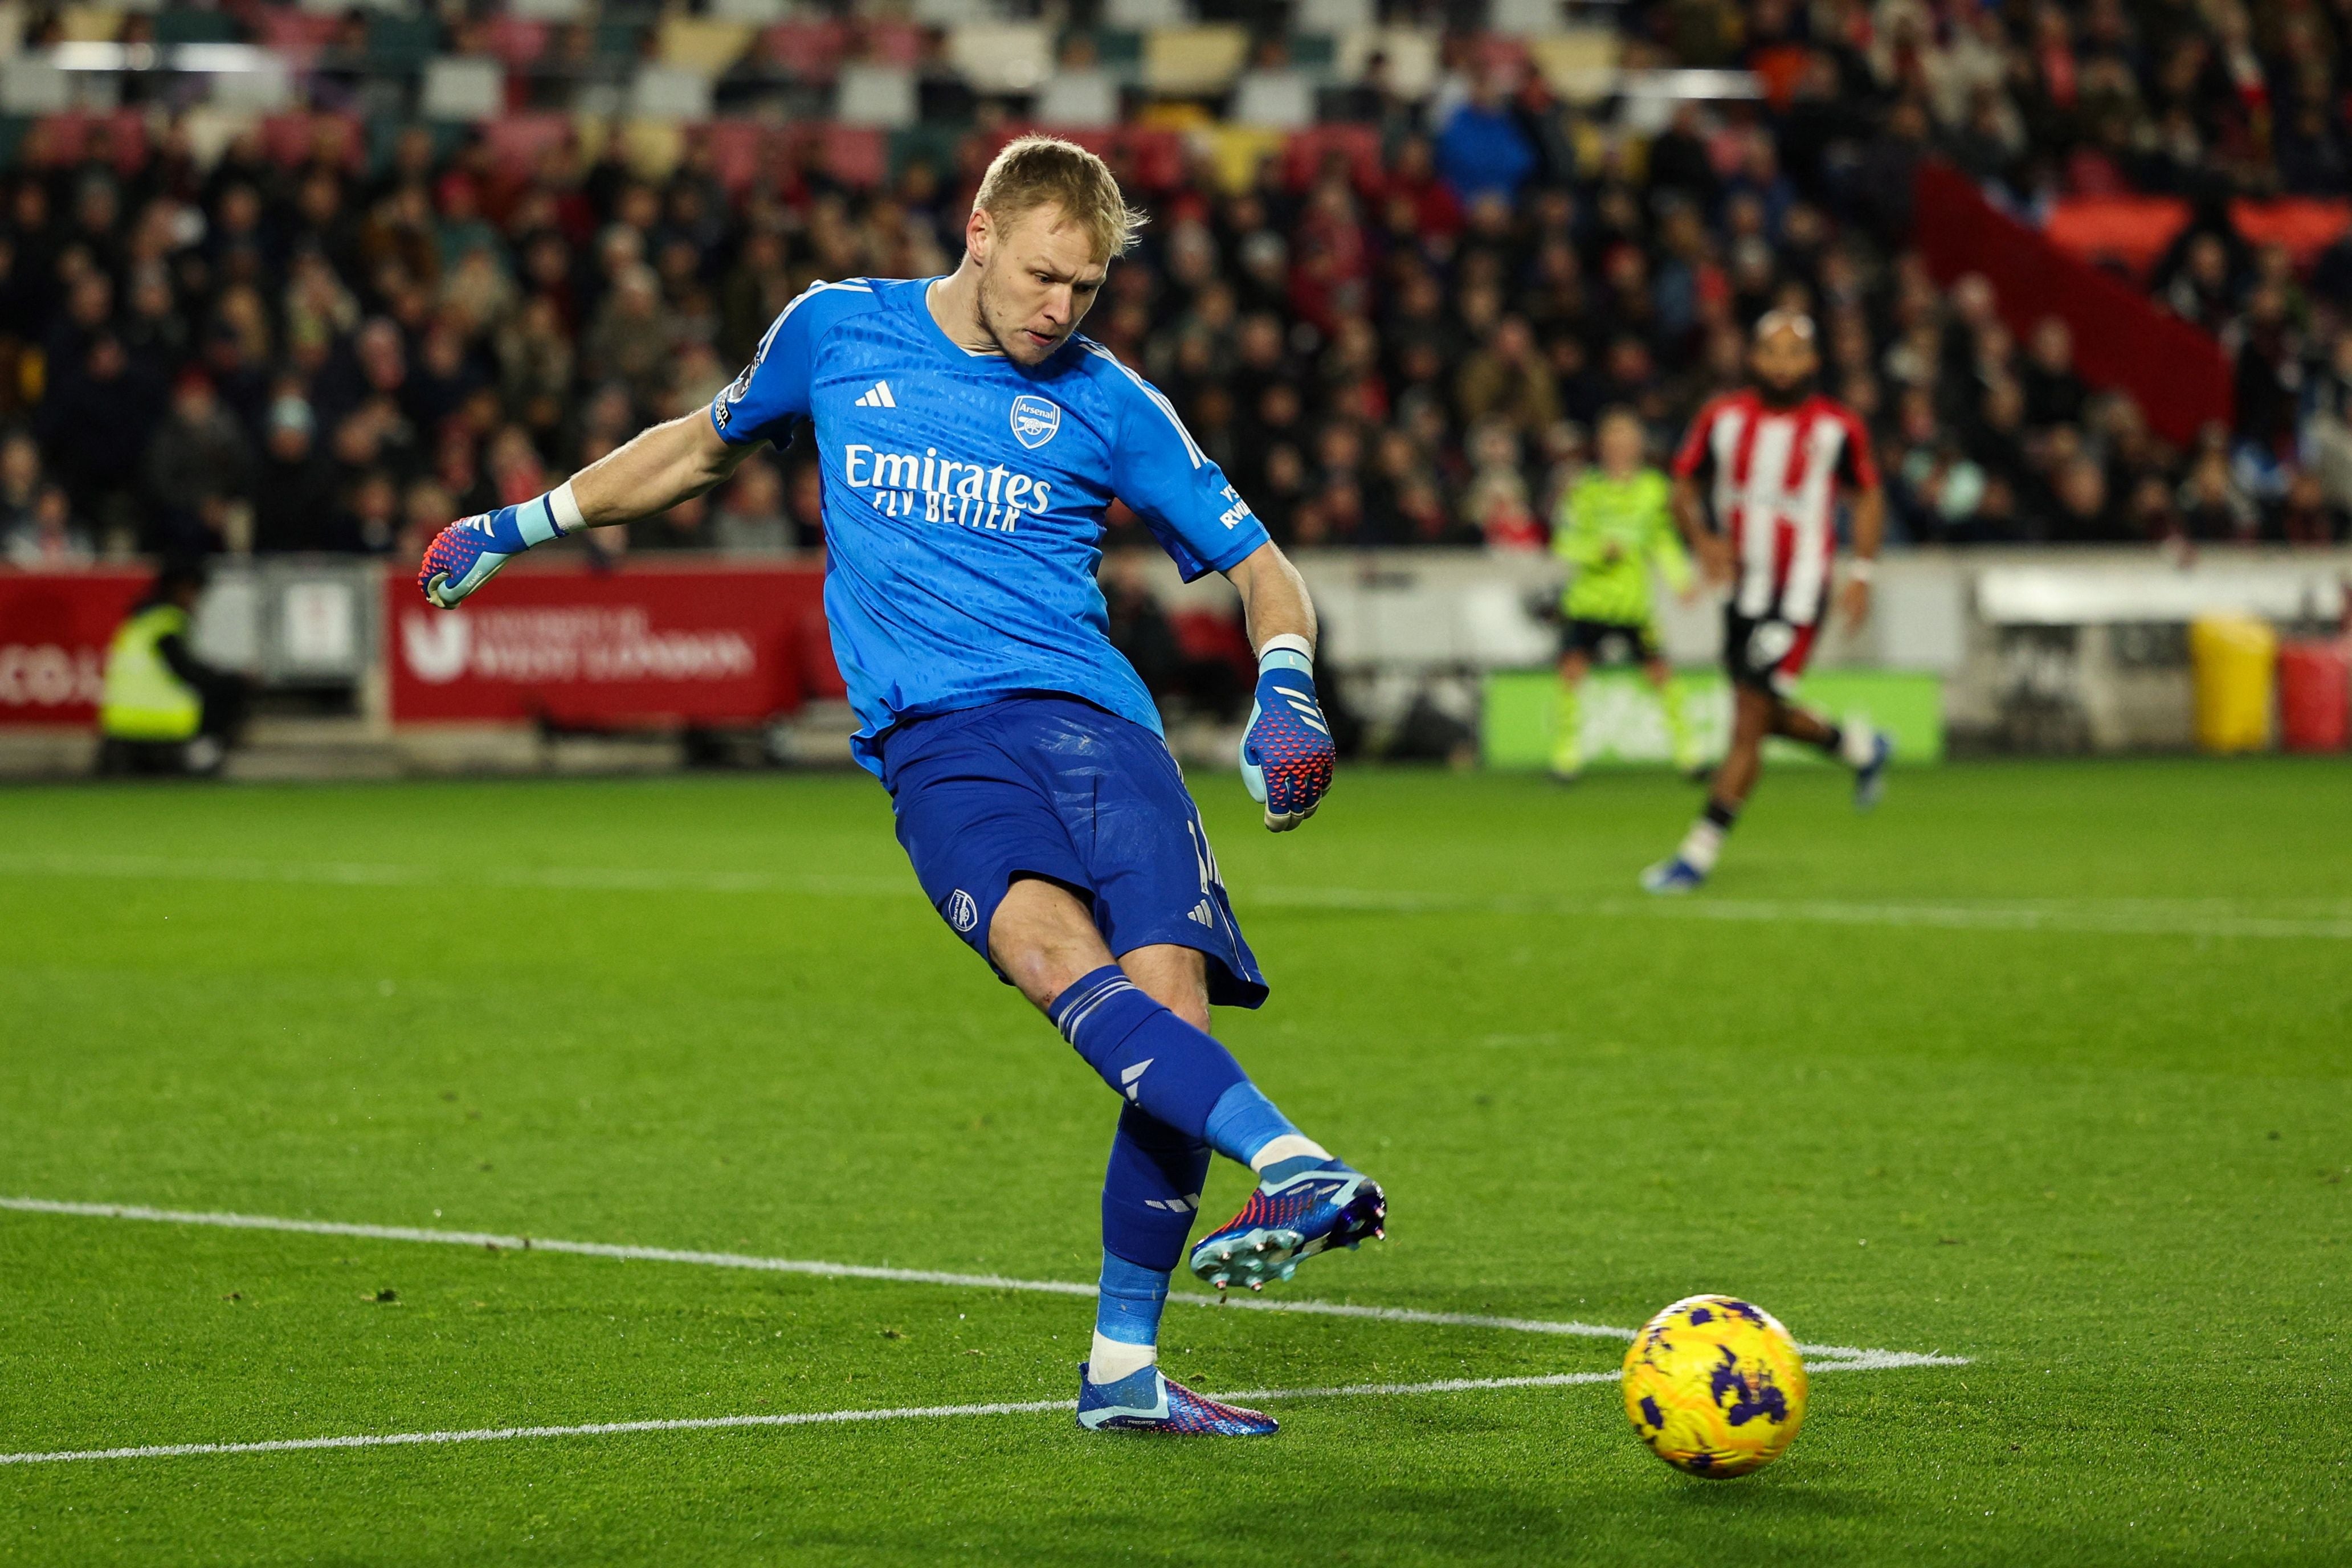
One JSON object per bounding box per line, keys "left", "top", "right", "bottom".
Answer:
{"left": 1550, "top": 408, "right": 1698, "bottom": 781}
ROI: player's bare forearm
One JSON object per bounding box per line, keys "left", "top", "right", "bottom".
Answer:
{"left": 1841, "top": 484, "right": 1884, "bottom": 628}
{"left": 569, "top": 413, "right": 755, "bottom": 528}
{"left": 1850, "top": 484, "right": 1885, "bottom": 562}
{"left": 1223, "top": 541, "right": 1317, "bottom": 656}
{"left": 1669, "top": 477, "right": 1706, "bottom": 549}
{"left": 1673, "top": 476, "right": 1730, "bottom": 583}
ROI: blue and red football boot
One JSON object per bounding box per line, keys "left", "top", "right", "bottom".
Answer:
{"left": 1075, "top": 1363, "right": 1279, "bottom": 1435}
{"left": 1188, "top": 1158, "right": 1386, "bottom": 1293}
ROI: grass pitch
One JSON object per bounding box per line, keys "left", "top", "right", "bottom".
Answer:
{"left": 1, "top": 757, "right": 2347, "bottom": 1565}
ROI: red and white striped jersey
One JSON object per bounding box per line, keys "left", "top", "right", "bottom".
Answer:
{"left": 1671, "top": 390, "right": 1878, "bottom": 624}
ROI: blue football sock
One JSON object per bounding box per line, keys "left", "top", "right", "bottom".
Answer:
{"left": 1202, "top": 1082, "right": 1303, "bottom": 1169}
{"left": 1051, "top": 966, "right": 1250, "bottom": 1141}
{"left": 1095, "top": 1251, "right": 1173, "bottom": 1348}
{"left": 1100, "top": 1102, "right": 1210, "bottom": 1271}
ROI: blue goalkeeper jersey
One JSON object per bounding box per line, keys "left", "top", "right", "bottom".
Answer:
{"left": 710, "top": 276, "right": 1270, "bottom": 774}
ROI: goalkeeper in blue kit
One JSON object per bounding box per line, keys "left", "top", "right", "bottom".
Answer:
{"left": 415, "top": 137, "right": 1381, "bottom": 1436}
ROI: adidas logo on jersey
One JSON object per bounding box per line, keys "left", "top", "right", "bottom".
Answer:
{"left": 853, "top": 381, "right": 898, "bottom": 409}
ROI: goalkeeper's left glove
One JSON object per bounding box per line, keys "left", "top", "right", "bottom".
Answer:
{"left": 416, "top": 484, "right": 580, "bottom": 609}
{"left": 1239, "top": 634, "right": 1334, "bottom": 832}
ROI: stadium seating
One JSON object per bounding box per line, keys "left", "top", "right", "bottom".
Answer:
{"left": 3, "top": 0, "right": 2351, "bottom": 575}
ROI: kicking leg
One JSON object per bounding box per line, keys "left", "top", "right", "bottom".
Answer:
{"left": 991, "top": 879, "right": 1336, "bottom": 1180}
{"left": 993, "top": 879, "right": 1377, "bottom": 1429}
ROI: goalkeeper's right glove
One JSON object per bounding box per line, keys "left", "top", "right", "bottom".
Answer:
{"left": 416, "top": 484, "right": 580, "bottom": 609}
{"left": 1239, "top": 634, "right": 1334, "bottom": 832}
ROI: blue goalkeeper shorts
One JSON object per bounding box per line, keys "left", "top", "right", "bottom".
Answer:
{"left": 879, "top": 694, "right": 1267, "bottom": 1008}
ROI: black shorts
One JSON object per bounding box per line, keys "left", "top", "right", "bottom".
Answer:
{"left": 1561, "top": 618, "right": 1661, "bottom": 664}
{"left": 1722, "top": 607, "right": 1822, "bottom": 697}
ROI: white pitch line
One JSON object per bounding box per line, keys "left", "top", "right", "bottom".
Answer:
{"left": 1249, "top": 885, "right": 2352, "bottom": 941}
{"left": 3, "top": 851, "right": 2345, "bottom": 940}
{"left": 0, "top": 1197, "right": 1965, "bottom": 1368}
{"left": 0, "top": 1364, "right": 1954, "bottom": 1469}
{"left": 0, "top": 1197, "right": 1623, "bottom": 1342}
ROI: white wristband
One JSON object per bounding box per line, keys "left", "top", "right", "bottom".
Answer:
{"left": 1847, "top": 557, "right": 1876, "bottom": 583}
{"left": 514, "top": 482, "right": 582, "bottom": 548}
{"left": 1257, "top": 632, "right": 1314, "bottom": 673}
{"left": 549, "top": 480, "right": 585, "bottom": 536}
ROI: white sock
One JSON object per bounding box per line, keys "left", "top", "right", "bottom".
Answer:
{"left": 1088, "top": 1332, "right": 1156, "bottom": 1385}
{"left": 1679, "top": 819, "right": 1726, "bottom": 874}
{"left": 1840, "top": 721, "right": 1877, "bottom": 768}
{"left": 1249, "top": 1133, "right": 1330, "bottom": 1173}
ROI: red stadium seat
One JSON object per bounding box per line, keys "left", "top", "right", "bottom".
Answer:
{"left": 482, "top": 114, "right": 577, "bottom": 185}
{"left": 757, "top": 18, "right": 852, "bottom": 83}
{"left": 818, "top": 125, "right": 888, "bottom": 190}
{"left": 860, "top": 19, "right": 927, "bottom": 68}
{"left": 252, "top": 9, "right": 341, "bottom": 68}
{"left": 1281, "top": 124, "right": 1382, "bottom": 194}
{"left": 25, "top": 111, "right": 147, "bottom": 174}
{"left": 261, "top": 112, "right": 364, "bottom": 171}
{"left": 699, "top": 120, "right": 772, "bottom": 198}
{"left": 485, "top": 16, "right": 553, "bottom": 68}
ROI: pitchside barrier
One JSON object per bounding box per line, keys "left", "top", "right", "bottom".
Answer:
{"left": 2, "top": 548, "right": 2349, "bottom": 763}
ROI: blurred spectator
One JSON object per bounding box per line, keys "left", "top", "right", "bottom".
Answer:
{"left": 712, "top": 459, "right": 791, "bottom": 553}
{"left": 4, "top": 2, "right": 2349, "bottom": 568}
{"left": 252, "top": 389, "right": 336, "bottom": 553}
{"left": 2179, "top": 448, "right": 2261, "bottom": 542}
{"left": 0, "top": 430, "right": 41, "bottom": 533}
{"left": 6, "top": 483, "right": 96, "bottom": 568}
{"left": 145, "top": 370, "right": 253, "bottom": 552}
{"left": 334, "top": 468, "right": 401, "bottom": 555}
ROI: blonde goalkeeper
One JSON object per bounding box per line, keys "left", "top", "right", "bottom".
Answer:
{"left": 1550, "top": 407, "right": 1699, "bottom": 781}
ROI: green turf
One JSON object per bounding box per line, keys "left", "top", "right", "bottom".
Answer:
{"left": 1, "top": 759, "right": 2347, "bottom": 1565}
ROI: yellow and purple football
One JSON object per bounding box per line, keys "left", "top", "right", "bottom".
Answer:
{"left": 1621, "top": 1295, "right": 1807, "bottom": 1477}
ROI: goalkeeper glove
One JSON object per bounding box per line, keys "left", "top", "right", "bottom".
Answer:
{"left": 416, "top": 484, "right": 580, "bottom": 609}
{"left": 1239, "top": 634, "right": 1334, "bottom": 832}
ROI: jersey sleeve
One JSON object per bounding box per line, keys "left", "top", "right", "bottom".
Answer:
{"left": 709, "top": 280, "right": 873, "bottom": 448}
{"left": 1673, "top": 397, "right": 1730, "bottom": 484}
{"left": 1834, "top": 409, "right": 1880, "bottom": 491}
{"left": 1094, "top": 349, "right": 1271, "bottom": 581}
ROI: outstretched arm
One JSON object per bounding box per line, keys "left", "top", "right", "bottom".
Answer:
{"left": 571, "top": 411, "right": 757, "bottom": 527}
{"left": 419, "top": 411, "right": 761, "bottom": 608}
{"left": 1222, "top": 541, "right": 1333, "bottom": 832}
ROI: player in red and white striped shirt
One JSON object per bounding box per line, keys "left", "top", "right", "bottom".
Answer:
{"left": 1642, "top": 311, "right": 1893, "bottom": 893}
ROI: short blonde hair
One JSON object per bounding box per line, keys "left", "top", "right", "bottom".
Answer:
{"left": 973, "top": 134, "right": 1146, "bottom": 260}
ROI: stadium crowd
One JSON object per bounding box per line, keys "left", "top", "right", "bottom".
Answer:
{"left": 5, "top": 0, "right": 2352, "bottom": 573}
